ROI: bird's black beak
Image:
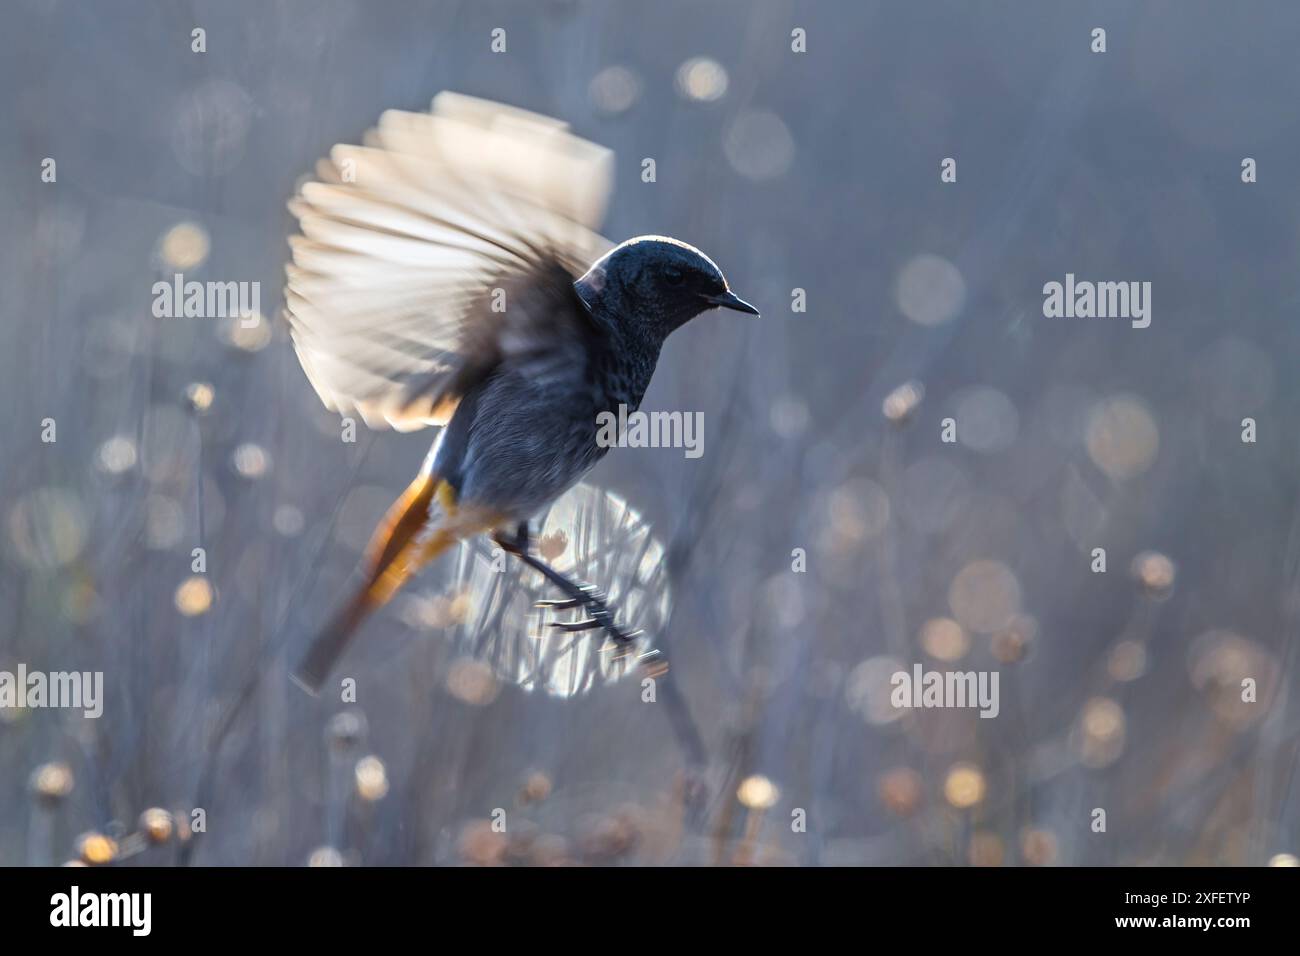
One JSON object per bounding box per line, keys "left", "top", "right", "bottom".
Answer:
{"left": 703, "top": 290, "right": 760, "bottom": 316}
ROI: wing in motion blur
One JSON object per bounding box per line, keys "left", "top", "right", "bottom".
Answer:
{"left": 283, "top": 92, "right": 614, "bottom": 431}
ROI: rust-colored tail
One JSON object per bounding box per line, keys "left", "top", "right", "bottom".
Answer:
{"left": 292, "top": 473, "right": 504, "bottom": 695}
{"left": 293, "top": 473, "right": 439, "bottom": 695}
{"left": 292, "top": 585, "right": 380, "bottom": 696}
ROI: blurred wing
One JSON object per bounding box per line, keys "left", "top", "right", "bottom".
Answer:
{"left": 284, "top": 92, "right": 614, "bottom": 431}
{"left": 425, "top": 255, "right": 604, "bottom": 413}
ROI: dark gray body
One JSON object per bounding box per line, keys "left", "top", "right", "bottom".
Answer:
{"left": 428, "top": 357, "right": 645, "bottom": 519}
{"left": 427, "top": 280, "right": 660, "bottom": 520}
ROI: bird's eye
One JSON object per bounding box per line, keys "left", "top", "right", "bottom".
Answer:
{"left": 664, "top": 267, "right": 685, "bottom": 287}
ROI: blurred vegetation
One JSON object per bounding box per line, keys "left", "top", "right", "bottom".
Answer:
{"left": 1, "top": 0, "right": 1298, "bottom": 866}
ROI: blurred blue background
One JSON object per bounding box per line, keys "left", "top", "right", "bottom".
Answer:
{"left": 2, "top": 0, "right": 1298, "bottom": 866}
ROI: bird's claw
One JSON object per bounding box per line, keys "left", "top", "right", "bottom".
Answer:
{"left": 538, "top": 584, "right": 604, "bottom": 605}
{"left": 535, "top": 595, "right": 587, "bottom": 610}
{"left": 541, "top": 580, "right": 637, "bottom": 645}
{"left": 549, "top": 617, "right": 603, "bottom": 632}
{"left": 597, "top": 641, "right": 659, "bottom": 671}
{"left": 635, "top": 645, "right": 665, "bottom": 672}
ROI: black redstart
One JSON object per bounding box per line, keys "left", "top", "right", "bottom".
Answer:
{"left": 285, "top": 92, "right": 758, "bottom": 693}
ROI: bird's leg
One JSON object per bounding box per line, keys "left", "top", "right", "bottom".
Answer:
{"left": 489, "top": 528, "right": 689, "bottom": 772}
{"left": 491, "top": 525, "right": 653, "bottom": 656}
{"left": 493, "top": 521, "right": 532, "bottom": 556}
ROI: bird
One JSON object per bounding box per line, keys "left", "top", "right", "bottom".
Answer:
{"left": 284, "top": 92, "right": 759, "bottom": 694}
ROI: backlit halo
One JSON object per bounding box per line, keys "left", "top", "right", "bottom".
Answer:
{"left": 442, "top": 483, "right": 668, "bottom": 699}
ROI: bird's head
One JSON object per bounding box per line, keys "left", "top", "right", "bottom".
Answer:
{"left": 576, "top": 235, "right": 759, "bottom": 340}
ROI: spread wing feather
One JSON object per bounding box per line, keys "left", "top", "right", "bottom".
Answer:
{"left": 283, "top": 92, "right": 613, "bottom": 431}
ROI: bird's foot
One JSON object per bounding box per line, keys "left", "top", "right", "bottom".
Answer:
{"left": 540, "top": 582, "right": 638, "bottom": 646}
{"left": 493, "top": 525, "right": 658, "bottom": 666}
